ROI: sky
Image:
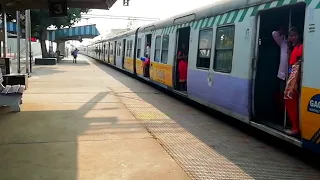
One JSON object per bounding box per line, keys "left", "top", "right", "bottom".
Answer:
{"left": 72, "top": 0, "right": 219, "bottom": 46}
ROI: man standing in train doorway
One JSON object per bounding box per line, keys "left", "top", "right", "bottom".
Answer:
{"left": 272, "top": 27, "right": 288, "bottom": 127}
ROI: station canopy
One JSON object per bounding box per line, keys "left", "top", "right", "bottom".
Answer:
{"left": 0, "top": 0, "right": 118, "bottom": 12}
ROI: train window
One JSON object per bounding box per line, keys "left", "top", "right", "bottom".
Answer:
{"left": 213, "top": 25, "right": 235, "bottom": 73}
{"left": 129, "top": 40, "right": 133, "bottom": 57}
{"left": 126, "top": 41, "right": 129, "bottom": 57}
{"left": 197, "top": 29, "right": 213, "bottom": 69}
{"left": 117, "top": 42, "right": 121, "bottom": 56}
{"left": 154, "top": 36, "right": 161, "bottom": 62}
{"left": 116, "top": 43, "right": 118, "bottom": 56}
{"left": 161, "top": 35, "right": 169, "bottom": 64}
{"left": 110, "top": 43, "right": 113, "bottom": 55}
{"left": 119, "top": 42, "right": 122, "bottom": 56}
{"left": 136, "top": 38, "right": 141, "bottom": 58}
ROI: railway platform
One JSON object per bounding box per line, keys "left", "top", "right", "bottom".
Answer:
{"left": 0, "top": 55, "right": 319, "bottom": 180}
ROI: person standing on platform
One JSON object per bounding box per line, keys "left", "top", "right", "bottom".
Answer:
{"left": 72, "top": 48, "right": 79, "bottom": 64}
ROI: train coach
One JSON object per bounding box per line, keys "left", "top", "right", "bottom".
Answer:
{"left": 79, "top": 0, "right": 320, "bottom": 153}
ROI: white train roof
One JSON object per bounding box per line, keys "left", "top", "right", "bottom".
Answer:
{"left": 91, "top": 0, "right": 276, "bottom": 44}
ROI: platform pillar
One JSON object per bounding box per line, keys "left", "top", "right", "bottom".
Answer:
{"left": 1, "top": 10, "right": 8, "bottom": 58}
{"left": 57, "top": 41, "right": 66, "bottom": 55}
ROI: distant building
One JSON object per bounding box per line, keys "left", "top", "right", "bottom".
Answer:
{"left": 104, "top": 28, "right": 131, "bottom": 38}
{"left": 91, "top": 28, "right": 131, "bottom": 44}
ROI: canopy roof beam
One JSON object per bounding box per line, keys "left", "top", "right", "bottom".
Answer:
{"left": 0, "top": 0, "right": 118, "bottom": 12}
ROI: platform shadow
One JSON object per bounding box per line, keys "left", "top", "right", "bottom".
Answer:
{"left": 31, "top": 66, "right": 66, "bottom": 76}
{"left": 59, "top": 59, "right": 90, "bottom": 66}
{"left": 0, "top": 92, "right": 122, "bottom": 180}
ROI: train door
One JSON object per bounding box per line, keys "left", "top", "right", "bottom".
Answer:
{"left": 122, "top": 39, "right": 126, "bottom": 68}
{"left": 99, "top": 44, "right": 102, "bottom": 60}
{"left": 107, "top": 42, "right": 110, "bottom": 63}
{"left": 300, "top": 3, "right": 320, "bottom": 153}
{"left": 135, "top": 37, "right": 143, "bottom": 76}
{"left": 145, "top": 34, "right": 152, "bottom": 56}
{"left": 144, "top": 34, "right": 152, "bottom": 77}
{"left": 252, "top": 3, "right": 306, "bottom": 136}
{"left": 116, "top": 41, "right": 120, "bottom": 66}
{"left": 108, "top": 42, "right": 112, "bottom": 63}
{"left": 136, "top": 38, "right": 141, "bottom": 60}
{"left": 103, "top": 43, "right": 106, "bottom": 61}
{"left": 173, "top": 26, "right": 190, "bottom": 92}
{"left": 114, "top": 41, "right": 117, "bottom": 65}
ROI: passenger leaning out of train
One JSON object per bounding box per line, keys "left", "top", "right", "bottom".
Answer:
{"left": 272, "top": 27, "right": 288, "bottom": 115}
{"left": 178, "top": 44, "right": 188, "bottom": 91}
{"left": 143, "top": 54, "right": 150, "bottom": 77}
{"left": 284, "top": 27, "right": 303, "bottom": 136}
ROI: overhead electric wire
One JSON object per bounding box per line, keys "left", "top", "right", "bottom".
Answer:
{"left": 81, "top": 14, "right": 160, "bottom": 21}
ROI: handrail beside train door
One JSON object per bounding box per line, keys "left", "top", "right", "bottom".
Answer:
{"left": 251, "top": 14, "right": 261, "bottom": 119}
{"left": 107, "top": 42, "right": 110, "bottom": 63}
{"left": 104, "top": 44, "right": 106, "bottom": 61}
{"left": 173, "top": 28, "right": 180, "bottom": 90}
{"left": 122, "top": 39, "right": 126, "bottom": 69}
{"left": 133, "top": 28, "right": 140, "bottom": 75}
{"left": 114, "top": 41, "right": 117, "bottom": 66}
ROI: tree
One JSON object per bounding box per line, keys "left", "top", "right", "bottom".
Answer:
{"left": 30, "top": 8, "right": 90, "bottom": 57}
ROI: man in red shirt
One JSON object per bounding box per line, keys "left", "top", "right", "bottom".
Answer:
{"left": 284, "top": 27, "right": 303, "bottom": 136}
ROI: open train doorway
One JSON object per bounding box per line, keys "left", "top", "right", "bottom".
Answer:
{"left": 174, "top": 26, "right": 190, "bottom": 93}
{"left": 103, "top": 43, "right": 106, "bottom": 61}
{"left": 114, "top": 41, "right": 117, "bottom": 66}
{"left": 253, "top": 3, "right": 306, "bottom": 135}
{"left": 144, "top": 34, "right": 152, "bottom": 77}
{"left": 122, "top": 39, "right": 126, "bottom": 68}
{"left": 107, "top": 42, "right": 110, "bottom": 63}
{"left": 145, "top": 34, "right": 152, "bottom": 55}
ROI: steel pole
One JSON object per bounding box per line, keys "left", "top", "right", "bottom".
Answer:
{"left": 2, "top": 10, "right": 8, "bottom": 58}
{"left": 16, "top": 11, "right": 21, "bottom": 73}
{"left": 25, "top": 10, "right": 30, "bottom": 74}
{"left": 28, "top": 11, "right": 32, "bottom": 73}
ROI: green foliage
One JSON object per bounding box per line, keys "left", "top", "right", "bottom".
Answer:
{"left": 30, "top": 8, "right": 90, "bottom": 38}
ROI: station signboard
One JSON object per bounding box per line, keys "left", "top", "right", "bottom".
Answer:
{"left": 48, "top": 0, "right": 68, "bottom": 17}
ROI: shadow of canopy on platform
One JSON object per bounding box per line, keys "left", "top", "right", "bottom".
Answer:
{"left": 0, "top": 0, "right": 118, "bottom": 11}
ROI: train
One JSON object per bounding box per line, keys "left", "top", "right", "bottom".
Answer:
{"left": 79, "top": 0, "right": 320, "bottom": 154}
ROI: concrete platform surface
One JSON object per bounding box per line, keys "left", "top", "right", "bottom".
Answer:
{"left": 2, "top": 55, "right": 320, "bottom": 180}
{"left": 0, "top": 57, "right": 190, "bottom": 180}
{"left": 79, "top": 55, "right": 320, "bottom": 180}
